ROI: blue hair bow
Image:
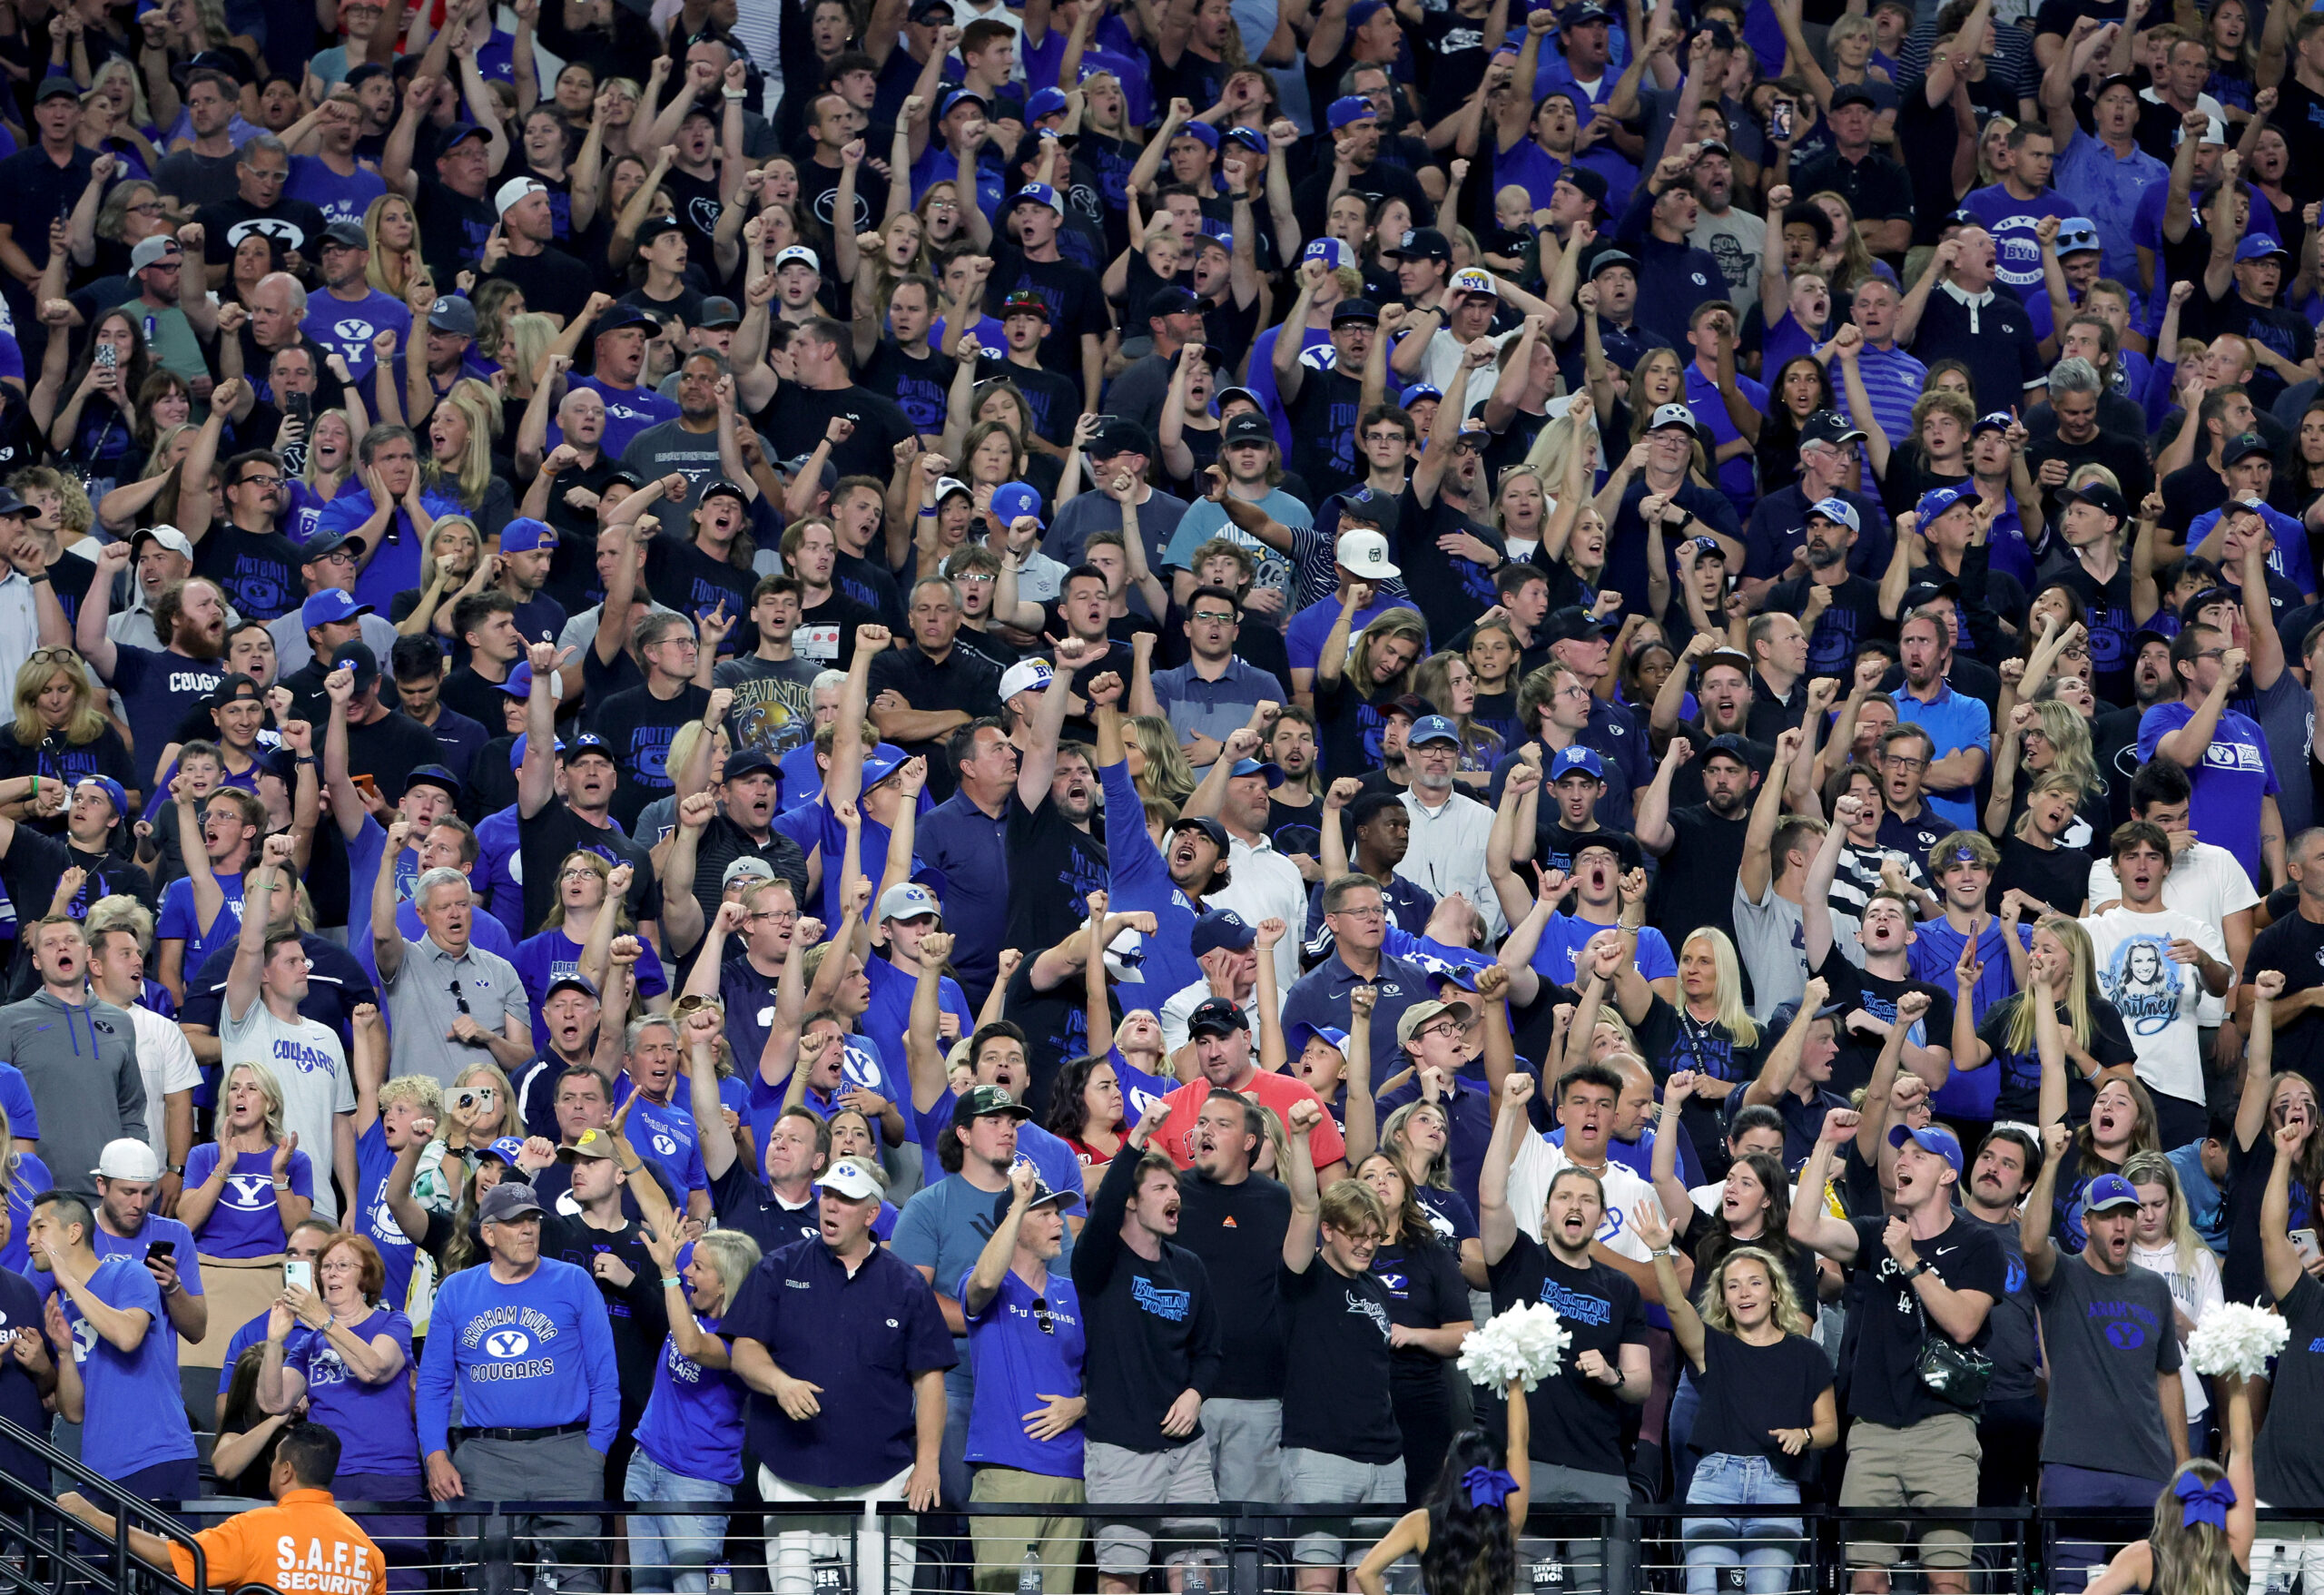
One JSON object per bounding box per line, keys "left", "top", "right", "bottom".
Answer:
{"left": 2174, "top": 1473, "right": 2237, "bottom": 1531}
{"left": 1462, "top": 1467, "right": 1518, "bottom": 1511}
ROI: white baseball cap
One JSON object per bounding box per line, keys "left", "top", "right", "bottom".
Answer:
{"left": 92, "top": 1137, "right": 162, "bottom": 1182}
{"left": 815, "top": 1159, "right": 882, "bottom": 1201}
{"left": 999, "top": 658, "right": 1054, "bottom": 701}
{"left": 774, "top": 244, "right": 821, "bottom": 272}
{"left": 494, "top": 176, "right": 546, "bottom": 216}
{"left": 1335, "top": 527, "right": 1401, "bottom": 581}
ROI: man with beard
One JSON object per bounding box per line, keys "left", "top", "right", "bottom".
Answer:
{"left": 1637, "top": 731, "right": 1759, "bottom": 950}
{"left": 107, "top": 232, "right": 219, "bottom": 392}
{"left": 623, "top": 351, "right": 775, "bottom": 515}
{"left": 77, "top": 548, "right": 231, "bottom": 784}
{"left": 178, "top": 429, "right": 307, "bottom": 625}
{"left": 1647, "top": 641, "right": 1771, "bottom": 807}
{"left": 1946, "top": 1126, "right": 2045, "bottom": 1512}
{"left": 484, "top": 178, "right": 594, "bottom": 327}
{"left": 300, "top": 221, "right": 404, "bottom": 386}
{"left": 1003, "top": 641, "right": 1110, "bottom": 957}
{"left": 2021, "top": 1139, "right": 2186, "bottom": 1590}
{"left": 1766, "top": 497, "right": 1887, "bottom": 682}
{"left": 1790, "top": 1108, "right": 2002, "bottom": 1594}
{"left": 1740, "top": 412, "right": 1888, "bottom": 606}
{"left": 1689, "top": 139, "right": 1766, "bottom": 300}
{"left": 1893, "top": 606, "right": 1992, "bottom": 832}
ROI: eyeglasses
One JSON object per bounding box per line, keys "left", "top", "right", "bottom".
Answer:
{"left": 559, "top": 866, "right": 599, "bottom": 881}
{"left": 315, "top": 547, "right": 359, "bottom": 566}
{"left": 1331, "top": 903, "right": 1387, "bottom": 920}
{"left": 238, "top": 475, "right": 283, "bottom": 490}
{"left": 1418, "top": 1019, "right": 1463, "bottom": 1041}
{"left": 1189, "top": 610, "right": 1237, "bottom": 624}
{"left": 1882, "top": 754, "right": 1926, "bottom": 772}
{"left": 750, "top": 908, "right": 798, "bottom": 922}
{"left": 448, "top": 979, "right": 471, "bottom": 1017}
{"left": 1029, "top": 1295, "right": 1055, "bottom": 1334}
{"left": 27, "top": 647, "right": 77, "bottom": 665}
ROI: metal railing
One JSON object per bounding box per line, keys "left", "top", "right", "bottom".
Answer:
{"left": 0, "top": 1415, "right": 208, "bottom": 1595}
{"left": 91, "top": 1497, "right": 2315, "bottom": 1595}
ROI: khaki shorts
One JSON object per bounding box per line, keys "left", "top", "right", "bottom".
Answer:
{"left": 1838, "top": 1412, "right": 1982, "bottom": 1570}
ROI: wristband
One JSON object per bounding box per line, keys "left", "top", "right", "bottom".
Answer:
{"left": 25, "top": 572, "right": 48, "bottom": 584}
{"left": 662, "top": 1275, "right": 684, "bottom": 1287}
{"left": 272, "top": 1177, "right": 291, "bottom": 1190}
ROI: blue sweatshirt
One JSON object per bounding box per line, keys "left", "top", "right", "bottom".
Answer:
{"left": 414, "top": 1256, "right": 620, "bottom": 1456}
{"left": 1098, "top": 761, "right": 1205, "bottom": 999}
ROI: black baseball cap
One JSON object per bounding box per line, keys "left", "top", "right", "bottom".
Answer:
{"left": 1542, "top": 606, "right": 1614, "bottom": 644}
{"left": 1187, "top": 997, "right": 1246, "bottom": 1039}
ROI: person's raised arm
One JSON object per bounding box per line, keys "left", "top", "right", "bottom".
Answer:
{"left": 1740, "top": 728, "right": 1801, "bottom": 901}
{"left": 1788, "top": 1106, "right": 1865, "bottom": 1259}
{"left": 1280, "top": 1097, "right": 1325, "bottom": 1270}
{"left": 1741, "top": 979, "right": 1827, "bottom": 1108}
{"left": 1477, "top": 1071, "right": 1535, "bottom": 1265}
{"left": 1630, "top": 1197, "right": 1705, "bottom": 1369}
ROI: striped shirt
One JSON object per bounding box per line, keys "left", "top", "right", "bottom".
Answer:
{"left": 1836, "top": 341, "right": 1926, "bottom": 474}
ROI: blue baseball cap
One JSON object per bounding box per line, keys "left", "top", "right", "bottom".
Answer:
{"left": 2083, "top": 1172, "right": 2140, "bottom": 1212}
{"left": 1303, "top": 236, "right": 1357, "bottom": 271}
{"left": 510, "top": 731, "right": 564, "bottom": 771}
{"left": 1225, "top": 124, "right": 1267, "bottom": 152}
{"left": 497, "top": 662, "right": 536, "bottom": 698}
{"left": 1915, "top": 484, "right": 1972, "bottom": 523}
{"left": 1285, "top": 1020, "right": 1349, "bottom": 1058}
{"left": 499, "top": 517, "right": 556, "bottom": 554}
{"left": 1550, "top": 745, "right": 1605, "bottom": 781}
{"left": 940, "top": 86, "right": 989, "bottom": 119}
{"left": 1399, "top": 382, "right": 1443, "bottom": 408}
{"left": 1008, "top": 182, "right": 1065, "bottom": 216}
{"left": 2056, "top": 217, "right": 2100, "bottom": 255}
{"left": 1807, "top": 496, "right": 1861, "bottom": 534}
{"left": 990, "top": 480, "right": 1044, "bottom": 527}
{"left": 77, "top": 775, "right": 129, "bottom": 821}
{"left": 301, "top": 587, "right": 371, "bottom": 629}
{"left": 1026, "top": 86, "right": 1068, "bottom": 120}
{"left": 1173, "top": 119, "right": 1218, "bottom": 148}
{"left": 1888, "top": 1121, "right": 1964, "bottom": 1173}
{"left": 1189, "top": 910, "right": 1256, "bottom": 957}
{"left": 2238, "top": 233, "right": 2289, "bottom": 263}
{"left": 1409, "top": 714, "right": 1461, "bottom": 747}
{"left": 1227, "top": 756, "right": 1284, "bottom": 787}
{"left": 1328, "top": 94, "right": 1378, "bottom": 130}
{"left": 1971, "top": 410, "right": 2014, "bottom": 438}
{"left": 861, "top": 741, "right": 915, "bottom": 789}
{"left": 478, "top": 1137, "right": 528, "bottom": 1165}
{"left": 546, "top": 970, "right": 600, "bottom": 1001}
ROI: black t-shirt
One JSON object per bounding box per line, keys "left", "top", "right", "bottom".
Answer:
{"left": 345, "top": 709, "right": 448, "bottom": 808}
{"left": 976, "top": 355, "right": 1081, "bottom": 448}
{"left": 856, "top": 340, "right": 957, "bottom": 437}
{"left": 2249, "top": 908, "right": 2324, "bottom": 1083}
{"left": 1393, "top": 481, "right": 1504, "bottom": 645}
{"left": 1689, "top": 1328, "right": 1834, "bottom": 1479}
{"left": 1765, "top": 573, "right": 1890, "bottom": 679}
{"left": 796, "top": 590, "right": 880, "bottom": 672}
{"left": 414, "top": 174, "right": 497, "bottom": 279}
{"left": 517, "top": 796, "right": 660, "bottom": 939}
{"left": 1484, "top": 1234, "right": 1646, "bottom": 1478}
{"left": 1836, "top": 1210, "right": 2005, "bottom": 1426}
{"left": 2225, "top": 1124, "right": 2320, "bottom": 1307}
{"left": 1004, "top": 789, "right": 1108, "bottom": 960}
{"left": 1811, "top": 946, "right": 1956, "bottom": 1098}
{"left": 752, "top": 381, "right": 915, "bottom": 479}
{"left": 588, "top": 682, "right": 712, "bottom": 831}
{"left": 645, "top": 533, "right": 758, "bottom": 626}
{"left": 192, "top": 524, "right": 308, "bottom": 623}
{"left": 193, "top": 195, "right": 330, "bottom": 264}
{"left": 1174, "top": 1171, "right": 1293, "bottom": 1401}
{"left": 984, "top": 247, "right": 1110, "bottom": 382}
{"left": 2052, "top": 559, "right": 2138, "bottom": 704}
{"left": 2256, "top": 1273, "right": 2324, "bottom": 1503}
{"left": 1647, "top": 804, "right": 1750, "bottom": 950}
{"left": 537, "top": 1207, "right": 666, "bottom": 1416}
{"left": 1371, "top": 1234, "right": 1471, "bottom": 1395}
{"left": 1992, "top": 835, "right": 2093, "bottom": 920}
{"left": 1982, "top": 993, "right": 2137, "bottom": 1126}
{"left": 488, "top": 245, "right": 598, "bottom": 326}
{"left": 1001, "top": 953, "right": 1089, "bottom": 1115}
{"left": 1279, "top": 1258, "right": 1402, "bottom": 1463}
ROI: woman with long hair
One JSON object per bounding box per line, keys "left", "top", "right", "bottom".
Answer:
{"left": 1755, "top": 354, "right": 1835, "bottom": 495}
{"left": 128, "top": 368, "right": 193, "bottom": 459}
{"left": 516, "top": 852, "right": 672, "bottom": 1039}
{"left": 1636, "top": 930, "right": 1766, "bottom": 1167}
{"left": 178, "top": 1060, "right": 314, "bottom": 1255}
{"left": 228, "top": 231, "right": 286, "bottom": 311}
{"left": 1467, "top": 619, "right": 1524, "bottom": 746}
{"left": 1126, "top": 715, "right": 1196, "bottom": 807}
{"left": 1958, "top": 912, "right": 2136, "bottom": 1131}
{"left": 0, "top": 645, "right": 136, "bottom": 809}
{"left": 1634, "top": 1197, "right": 1837, "bottom": 1595}
{"left": 1354, "top": 1149, "right": 1474, "bottom": 1506}
{"left": 1986, "top": 698, "right": 2109, "bottom": 849}
{"left": 1315, "top": 606, "right": 1429, "bottom": 776}
{"left": 1412, "top": 652, "right": 1502, "bottom": 786}
{"left": 630, "top": 1206, "right": 761, "bottom": 1594}
{"left": 445, "top": 1061, "right": 525, "bottom": 1154}
{"left": 2224, "top": 970, "right": 2319, "bottom": 1303}
{"left": 258, "top": 1231, "right": 426, "bottom": 1590}
{"left": 1377, "top": 1098, "right": 1485, "bottom": 1283}
{"left": 1351, "top": 1384, "right": 1531, "bottom": 1595}
{"left": 1488, "top": 463, "right": 1550, "bottom": 564}
{"left": 34, "top": 306, "right": 152, "bottom": 491}
{"left": 1044, "top": 1052, "right": 1127, "bottom": 1184}
{"left": 290, "top": 408, "right": 368, "bottom": 537}
{"left": 1806, "top": 189, "right": 1887, "bottom": 299}
{"left": 2031, "top": 954, "right": 2164, "bottom": 1253}
{"left": 214, "top": 1344, "right": 298, "bottom": 1495}
{"left": 2206, "top": 0, "right": 2259, "bottom": 109}
{"left": 364, "top": 192, "right": 421, "bottom": 300}
{"left": 424, "top": 383, "right": 515, "bottom": 539}
{"left": 390, "top": 515, "right": 485, "bottom": 637}
{"left": 0, "top": 1102, "right": 54, "bottom": 1275}
{"left": 2082, "top": 1377, "right": 2252, "bottom": 1595}
{"left": 2125, "top": 1149, "right": 2222, "bottom": 1462}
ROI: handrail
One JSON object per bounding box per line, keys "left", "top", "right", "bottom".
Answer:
{"left": 0, "top": 1414, "right": 207, "bottom": 1595}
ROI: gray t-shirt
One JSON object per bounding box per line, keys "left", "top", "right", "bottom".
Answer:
{"left": 1733, "top": 878, "right": 1807, "bottom": 1023}
{"left": 1042, "top": 486, "right": 1189, "bottom": 572}
{"left": 2032, "top": 1252, "right": 2181, "bottom": 1480}
{"left": 618, "top": 420, "right": 778, "bottom": 516}
{"left": 713, "top": 653, "right": 821, "bottom": 761}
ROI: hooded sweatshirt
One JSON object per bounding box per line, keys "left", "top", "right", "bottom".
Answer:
{"left": 0, "top": 990, "right": 143, "bottom": 1192}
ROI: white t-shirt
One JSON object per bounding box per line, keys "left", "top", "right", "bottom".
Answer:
{"left": 222, "top": 993, "right": 355, "bottom": 1219}
{"left": 2131, "top": 1237, "right": 2222, "bottom": 1419}
{"left": 129, "top": 1003, "right": 201, "bottom": 1173}
{"left": 1509, "top": 1131, "right": 1660, "bottom": 1257}
{"left": 2078, "top": 906, "right": 2228, "bottom": 1107}
{"left": 2087, "top": 841, "right": 2257, "bottom": 1027}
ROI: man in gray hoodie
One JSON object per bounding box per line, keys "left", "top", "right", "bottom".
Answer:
{"left": 0, "top": 915, "right": 144, "bottom": 1198}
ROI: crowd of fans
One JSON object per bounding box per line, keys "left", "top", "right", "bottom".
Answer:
{"left": 6, "top": 0, "right": 2324, "bottom": 1589}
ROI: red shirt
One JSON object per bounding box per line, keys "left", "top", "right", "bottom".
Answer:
{"left": 1148, "top": 1070, "right": 1348, "bottom": 1169}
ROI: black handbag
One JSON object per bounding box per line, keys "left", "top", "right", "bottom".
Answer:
{"left": 1910, "top": 1276, "right": 1994, "bottom": 1410}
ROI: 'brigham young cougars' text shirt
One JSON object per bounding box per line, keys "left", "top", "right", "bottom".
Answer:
{"left": 414, "top": 1255, "right": 620, "bottom": 1455}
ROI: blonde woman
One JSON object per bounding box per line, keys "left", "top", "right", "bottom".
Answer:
{"left": 422, "top": 383, "right": 514, "bottom": 538}
{"left": 499, "top": 312, "right": 559, "bottom": 403}
{"left": 2126, "top": 1149, "right": 2222, "bottom": 1462}
{"left": 0, "top": 645, "right": 136, "bottom": 809}
{"left": 392, "top": 515, "right": 484, "bottom": 637}
{"left": 1649, "top": 930, "right": 1763, "bottom": 1127}
{"left": 1955, "top": 911, "right": 2136, "bottom": 1127}
{"left": 1127, "top": 715, "right": 1196, "bottom": 807}
{"left": 0, "top": 1101, "right": 54, "bottom": 1275}
{"left": 1987, "top": 698, "right": 2109, "bottom": 846}
{"left": 291, "top": 408, "right": 368, "bottom": 534}
{"left": 363, "top": 192, "right": 421, "bottom": 300}
{"left": 180, "top": 1059, "right": 314, "bottom": 1256}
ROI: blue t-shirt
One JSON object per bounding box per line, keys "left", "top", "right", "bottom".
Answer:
{"left": 909, "top": 1097, "right": 1086, "bottom": 1206}
{"left": 1098, "top": 760, "right": 1206, "bottom": 1000}
{"left": 414, "top": 1256, "right": 620, "bottom": 1454}
{"left": 633, "top": 1305, "right": 746, "bottom": 1484}
{"left": 47, "top": 1254, "right": 198, "bottom": 1476}
{"left": 0, "top": 1061, "right": 38, "bottom": 1141}
{"left": 611, "top": 1077, "right": 710, "bottom": 1196}
{"left": 182, "top": 1143, "right": 313, "bottom": 1257}
{"left": 285, "top": 1306, "right": 419, "bottom": 1476}
{"left": 862, "top": 955, "right": 971, "bottom": 1071}
{"left": 514, "top": 927, "right": 669, "bottom": 1049}
{"left": 319, "top": 487, "right": 465, "bottom": 613}
{"left": 0, "top": 1147, "right": 53, "bottom": 1274}
{"left": 1284, "top": 591, "right": 1424, "bottom": 674}
{"left": 2137, "top": 703, "right": 2280, "bottom": 885}
{"left": 569, "top": 378, "right": 679, "bottom": 459}
{"left": 958, "top": 1265, "right": 1085, "bottom": 1479}
{"left": 352, "top": 1118, "right": 422, "bottom": 1316}
{"left": 156, "top": 871, "right": 246, "bottom": 989}
{"left": 300, "top": 284, "right": 407, "bottom": 384}
{"left": 1526, "top": 911, "right": 1678, "bottom": 989}
{"left": 286, "top": 155, "right": 389, "bottom": 233}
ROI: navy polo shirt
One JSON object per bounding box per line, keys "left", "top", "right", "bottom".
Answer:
{"left": 1751, "top": 1080, "right": 1852, "bottom": 1171}
{"left": 1376, "top": 1062, "right": 1497, "bottom": 1213}
{"left": 1281, "top": 946, "right": 1438, "bottom": 1074}
{"left": 916, "top": 791, "right": 1012, "bottom": 1001}
{"left": 721, "top": 1236, "right": 958, "bottom": 1488}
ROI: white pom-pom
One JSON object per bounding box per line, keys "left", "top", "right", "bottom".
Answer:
{"left": 1459, "top": 1302, "right": 1573, "bottom": 1392}
{"left": 2186, "top": 1301, "right": 2290, "bottom": 1380}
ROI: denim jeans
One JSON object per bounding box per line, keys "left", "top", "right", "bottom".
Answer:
{"left": 625, "top": 1448, "right": 735, "bottom": 1595}
{"left": 1682, "top": 1452, "right": 1804, "bottom": 1595}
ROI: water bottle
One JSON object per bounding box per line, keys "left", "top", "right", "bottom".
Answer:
{"left": 1182, "top": 1559, "right": 1209, "bottom": 1595}
{"left": 142, "top": 314, "right": 154, "bottom": 347}
{"left": 709, "top": 1569, "right": 733, "bottom": 1595}
{"left": 1015, "top": 1549, "right": 1041, "bottom": 1595}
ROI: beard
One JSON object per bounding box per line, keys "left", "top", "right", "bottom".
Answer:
{"left": 176, "top": 619, "right": 225, "bottom": 659}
